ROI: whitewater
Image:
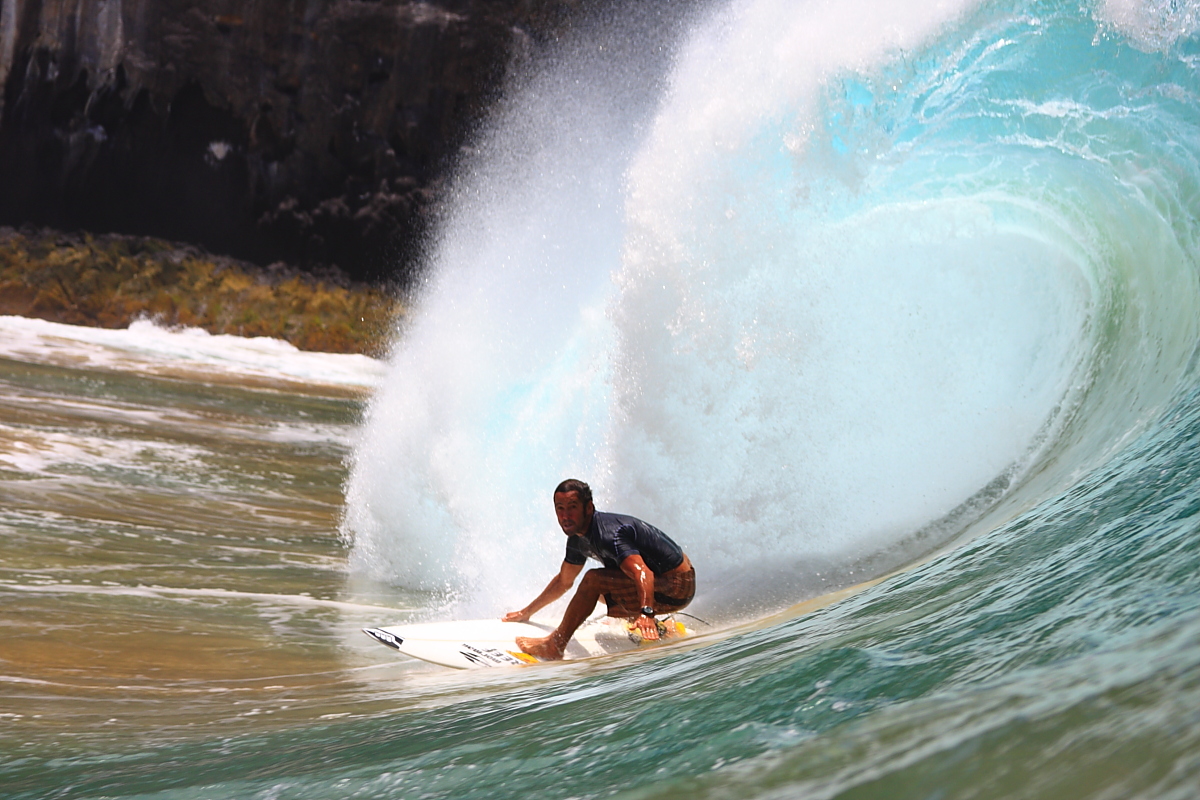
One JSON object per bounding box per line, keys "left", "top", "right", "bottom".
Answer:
{"left": 4, "top": 0, "right": 1200, "bottom": 797}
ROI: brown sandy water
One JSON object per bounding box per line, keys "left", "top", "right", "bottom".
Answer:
{"left": 0, "top": 342, "right": 464, "bottom": 757}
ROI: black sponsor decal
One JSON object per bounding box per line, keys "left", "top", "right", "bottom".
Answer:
{"left": 363, "top": 628, "right": 404, "bottom": 649}
{"left": 458, "top": 642, "right": 523, "bottom": 667}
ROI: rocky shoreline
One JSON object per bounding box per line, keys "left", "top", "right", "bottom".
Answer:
{"left": 0, "top": 226, "right": 402, "bottom": 355}
{"left": 0, "top": 0, "right": 590, "bottom": 285}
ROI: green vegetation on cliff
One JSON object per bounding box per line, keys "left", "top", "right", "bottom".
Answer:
{"left": 0, "top": 227, "right": 403, "bottom": 355}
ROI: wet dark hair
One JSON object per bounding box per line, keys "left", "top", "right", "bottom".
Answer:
{"left": 554, "top": 478, "right": 592, "bottom": 505}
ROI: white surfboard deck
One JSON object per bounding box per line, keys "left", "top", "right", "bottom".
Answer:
{"left": 363, "top": 615, "right": 689, "bottom": 669}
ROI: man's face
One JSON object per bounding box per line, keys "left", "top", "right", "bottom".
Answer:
{"left": 554, "top": 491, "right": 593, "bottom": 537}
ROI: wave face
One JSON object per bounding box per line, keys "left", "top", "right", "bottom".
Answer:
{"left": 343, "top": 0, "right": 1200, "bottom": 618}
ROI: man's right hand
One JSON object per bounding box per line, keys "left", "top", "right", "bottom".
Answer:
{"left": 503, "top": 561, "right": 581, "bottom": 624}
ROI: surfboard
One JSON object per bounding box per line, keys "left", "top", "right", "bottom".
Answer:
{"left": 363, "top": 615, "right": 689, "bottom": 669}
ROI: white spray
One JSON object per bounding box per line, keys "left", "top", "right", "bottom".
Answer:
{"left": 342, "top": 0, "right": 1092, "bottom": 620}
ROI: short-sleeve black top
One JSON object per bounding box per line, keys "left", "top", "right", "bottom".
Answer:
{"left": 564, "top": 511, "right": 684, "bottom": 574}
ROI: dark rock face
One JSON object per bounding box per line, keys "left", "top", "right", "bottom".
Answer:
{"left": 0, "top": 0, "right": 578, "bottom": 284}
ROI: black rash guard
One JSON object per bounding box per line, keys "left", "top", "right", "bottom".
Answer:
{"left": 564, "top": 511, "right": 684, "bottom": 574}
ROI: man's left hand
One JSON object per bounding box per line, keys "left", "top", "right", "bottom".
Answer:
{"left": 633, "top": 613, "right": 660, "bottom": 641}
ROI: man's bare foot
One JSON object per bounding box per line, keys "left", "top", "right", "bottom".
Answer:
{"left": 515, "top": 634, "right": 565, "bottom": 660}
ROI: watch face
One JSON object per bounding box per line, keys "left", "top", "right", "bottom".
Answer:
{"left": 641, "top": 606, "right": 655, "bottom": 617}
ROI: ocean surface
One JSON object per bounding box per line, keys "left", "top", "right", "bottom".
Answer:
{"left": 5, "top": 0, "right": 1200, "bottom": 796}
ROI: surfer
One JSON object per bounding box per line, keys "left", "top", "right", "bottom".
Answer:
{"left": 503, "top": 478, "right": 695, "bottom": 660}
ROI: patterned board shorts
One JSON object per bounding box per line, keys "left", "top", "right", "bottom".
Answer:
{"left": 603, "top": 567, "right": 696, "bottom": 616}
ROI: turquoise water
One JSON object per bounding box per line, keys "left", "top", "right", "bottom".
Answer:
{"left": 6, "top": 0, "right": 1200, "bottom": 797}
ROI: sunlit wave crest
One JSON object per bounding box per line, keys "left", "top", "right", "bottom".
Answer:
{"left": 343, "top": 0, "right": 1200, "bottom": 621}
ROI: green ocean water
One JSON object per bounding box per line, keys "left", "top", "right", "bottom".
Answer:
{"left": 3, "top": 335, "right": 1199, "bottom": 798}
{"left": 6, "top": 0, "right": 1200, "bottom": 797}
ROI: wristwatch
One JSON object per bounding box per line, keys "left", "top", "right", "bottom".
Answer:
{"left": 640, "top": 606, "right": 656, "bottom": 617}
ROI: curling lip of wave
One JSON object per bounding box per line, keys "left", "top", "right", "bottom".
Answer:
{"left": 341, "top": 0, "right": 1200, "bottom": 626}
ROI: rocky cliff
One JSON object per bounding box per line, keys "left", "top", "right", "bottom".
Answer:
{"left": 0, "top": 0, "right": 580, "bottom": 284}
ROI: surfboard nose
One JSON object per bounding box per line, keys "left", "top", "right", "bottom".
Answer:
{"left": 363, "top": 627, "right": 404, "bottom": 649}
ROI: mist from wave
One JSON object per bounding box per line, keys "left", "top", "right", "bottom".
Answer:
{"left": 342, "top": 0, "right": 1200, "bottom": 622}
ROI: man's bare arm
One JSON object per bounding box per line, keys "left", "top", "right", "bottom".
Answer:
{"left": 619, "top": 554, "right": 661, "bottom": 641}
{"left": 503, "top": 561, "right": 583, "bottom": 622}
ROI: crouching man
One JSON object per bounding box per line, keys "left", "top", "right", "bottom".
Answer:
{"left": 503, "top": 479, "right": 695, "bottom": 660}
